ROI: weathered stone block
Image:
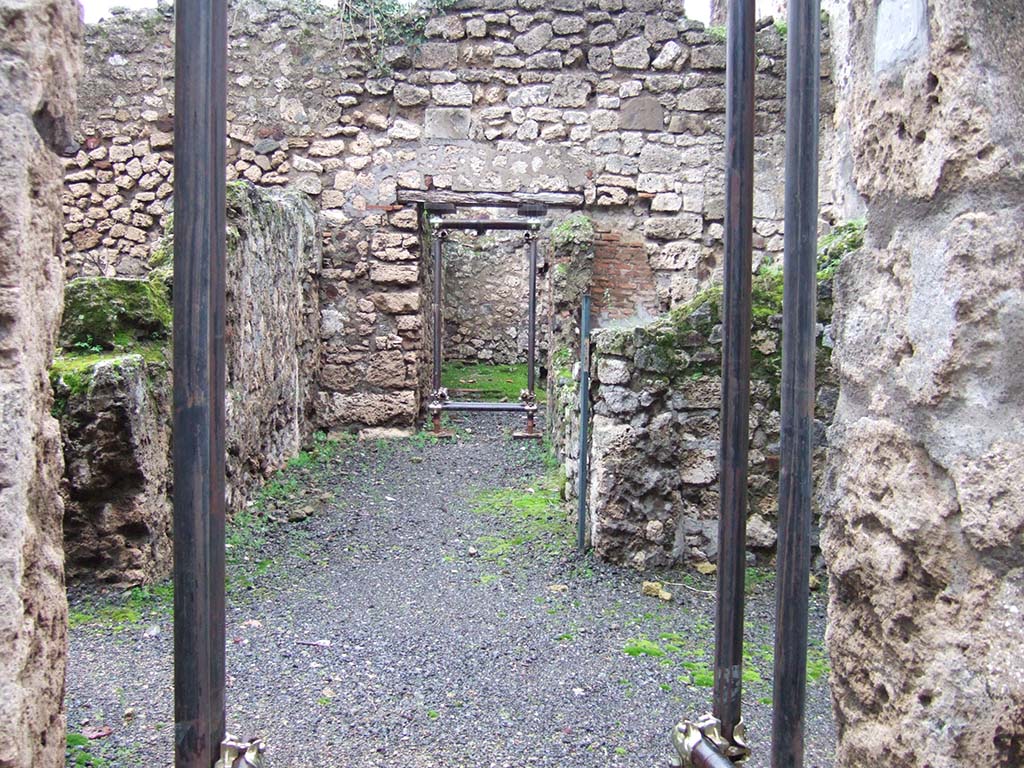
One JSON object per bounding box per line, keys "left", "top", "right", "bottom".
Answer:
{"left": 612, "top": 36, "right": 650, "bottom": 69}
{"left": 424, "top": 107, "right": 472, "bottom": 139}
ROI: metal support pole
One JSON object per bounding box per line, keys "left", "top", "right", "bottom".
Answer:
{"left": 172, "top": 0, "right": 226, "bottom": 761}
{"left": 432, "top": 232, "right": 443, "bottom": 394}
{"left": 576, "top": 294, "right": 592, "bottom": 552}
{"left": 713, "top": 0, "right": 755, "bottom": 751}
{"left": 771, "top": 0, "right": 820, "bottom": 764}
{"left": 429, "top": 230, "right": 452, "bottom": 437}
{"left": 513, "top": 231, "right": 541, "bottom": 439}
{"left": 526, "top": 232, "right": 538, "bottom": 396}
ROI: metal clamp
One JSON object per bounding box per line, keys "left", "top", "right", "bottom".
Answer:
{"left": 671, "top": 714, "right": 749, "bottom": 767}
{"left": 215, "top": 734, "right": 264, "bottom": 768}
{"left": 428, "top": 387, "right": 450, "bottom": 408}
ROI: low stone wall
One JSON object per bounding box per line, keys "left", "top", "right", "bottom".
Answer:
{"left": 52, "top": 183, "right": 322, "bottom": 583}
{"left": 58, "top": 354, "right": 172, "bottom": 584}
{"left": 0, "top": 0, "right": 81, "bottom": 764}
{"left": 578, "top": 264, "right": 838, "bottom": 568}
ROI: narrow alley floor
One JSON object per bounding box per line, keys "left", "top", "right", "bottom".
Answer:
{"left": 65, "top": 413, "right": 836, "bottom": 768}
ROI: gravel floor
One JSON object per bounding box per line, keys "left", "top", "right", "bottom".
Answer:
{"left": 65, "top": 413, "right": 836, "bottom": 767}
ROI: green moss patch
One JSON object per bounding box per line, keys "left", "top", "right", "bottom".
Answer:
{"left": 441, "top": 361, "right": 545, "bottom": 404}
{"left": 59, "top": 275, "right": 172, "bottom": 351}
{"left": 49, "top": 343, "right": 168, "bottom": 416}
{"left": 817, "top": 218, "right": 866, "bottom": 281}
{"left": 470, "top": 470, "right": 569, "bottom": 562}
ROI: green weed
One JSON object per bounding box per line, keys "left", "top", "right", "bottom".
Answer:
{"left": 68, "top": 582, "right": 173, "bottom": 631}
{"left": 623, "top": 638, "right": 666, "bottom": 658}
{"left": 67, "top": 733, "right": 109, "bottom": 767}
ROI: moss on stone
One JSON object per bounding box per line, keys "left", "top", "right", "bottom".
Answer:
{"left": 550, "top": 213, "right": 595, "bottom": 253}
{"left": 816, "top": 218, "right": 866, "bottom": 281}
{"left": 60, "top": 275, "right": 172, "bottom": 351}
{"left": 49, "top": 342, "right": 168, "bottom": 416}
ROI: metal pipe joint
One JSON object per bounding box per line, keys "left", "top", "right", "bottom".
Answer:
{"left": 671, "top": 714, "right": 749, "bottom": 768}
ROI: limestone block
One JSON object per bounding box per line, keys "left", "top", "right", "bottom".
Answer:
{"left": 369, "top": 262, "right": 419, "bottom": 285}
{"left": 369, "top": 291, "right": 420, "bottom": 314}
{"left": 432, "top": 83, "right": 474, "bottom": 106}
{"left": 414, "top": 42, "right": 459, "bottom": 69}
{"left": 514, "top": 23, "right": 553, "bottom": 55}
{"left": 424, "top": 15, "right": 466, "bottom": 41}
{"left": 620, "top": 95, "right": 665, "bottom": 131}
{"left": 612, "top": 36, "right": 651, "bottom": 69}
{"left": 317, "top": 390, "right": 418, "bottom": 427}
{"left": 424, "top": 107, "right": 471, "bottom": 140}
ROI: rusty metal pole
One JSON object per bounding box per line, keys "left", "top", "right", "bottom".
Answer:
{"left": 208, "top": 0, "right": 227, "bottom": 748}
{"left": 519, "top": 231, "right": 539, "bottom": 437}
{"left": 526, "top": 232, "right": 538, "bottom": 397}
{"left": 771, "top": 0, "right": 820, "bottom": 762}
{"left": 432, "top": 232, "right": 443, "bottom": 395}
{"left": 713, "top": 0, "right": 755, "bottom": 750}
{"left": 172, "top": 0, "right": 227, "bottom": 760}
{"left": 431, "top": 230, "right": 445, "bottom": 434}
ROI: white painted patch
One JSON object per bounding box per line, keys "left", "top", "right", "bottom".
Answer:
{"left": 874, "top": 0, "right": 929, "bottom": 73}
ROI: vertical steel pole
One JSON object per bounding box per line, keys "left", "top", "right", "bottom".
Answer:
{"left": 771, "top": 0, "right": 820, "bottom": 763}
{"left": 575, "top": 294, "right": 592, "bottom": 552}
{"left": 526, "top": 233, "right": 538, "bottom": 396}
{"left": 432, "top": 233, "right": 443, "bottom": 393}
{"left": 713, "top": 0, "right": 755, "bottom": 747}
{"left": 173, "top": 0, "right": 226, "bottom": 761}
{"left": 207, "top": 0, "right": 227, "bottom": 749}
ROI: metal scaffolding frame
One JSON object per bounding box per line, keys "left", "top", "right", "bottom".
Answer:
{"left": 426, "top": 214, "right": 546, "bottom": 439}
{"left": 671, "top": 0, "right": 820, "bottom": 764}
{"left": 170, "top": 0, "right": 819, "bottom": 759}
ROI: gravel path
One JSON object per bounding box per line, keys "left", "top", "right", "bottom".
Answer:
{"left": 65, "top": 413, "right": 836, "bottom": 767}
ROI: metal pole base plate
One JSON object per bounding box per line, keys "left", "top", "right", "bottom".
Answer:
{"left": 512, "top": 429, "right": 542, "bottom": 440}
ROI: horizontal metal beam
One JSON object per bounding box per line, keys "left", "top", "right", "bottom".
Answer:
{"left": 432, "top": 400, "right": 536, "bottom": 413}
{"left": 398, "top": 188, "right": 584, "bottom": 209}
{"left": 435, "top": 219, "right": 543, "bottom": 232}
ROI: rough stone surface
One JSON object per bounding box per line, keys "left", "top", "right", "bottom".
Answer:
{"left": 576, "top": 270, "right": 836, "bottom": 568}
{"left": 224, "top": 183, "right": 323, "bottom": 513}
{"left": 57, "top": 356, "right": 172, "bottom": 584}
{"left": 441, "top": 224, "right": 551, "bottom": 365}
{"left": 0, "top": 0, "right": 81, "bottom": 765}
{"left": 823, "top": 0, "right": 1024, "bottom": 764}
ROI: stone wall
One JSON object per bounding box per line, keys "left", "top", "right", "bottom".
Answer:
{"left": 581, "top": 267, "right": 837, "bottom": 568}
{"left": 0, "top": 0, "right": 81, "bottom": 765}
{"left": 823, "top": 0, "right": 1024, "bottom": 764}
{"left": 64, "top": 0, "right": 834, "bottom": 428}
{"left": 224, "top": 183, "right": 323, "bottom": 510}
{"left": 52, "top": 183, "right": 322, "bottom": 584}
{"left": 57, "top": 354, "right": 172, "bottom": 584}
